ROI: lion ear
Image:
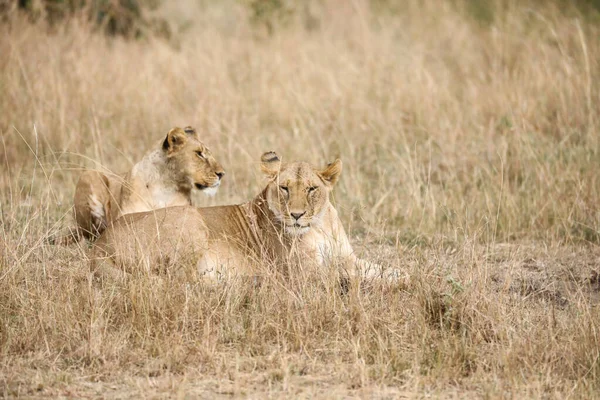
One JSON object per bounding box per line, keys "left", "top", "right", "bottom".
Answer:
{"left": 183, "top": 126, "right": 198, "bottom": 138}
{"left": 260, "top": 151, "right": 281, "bottom": 178}
{"left": 162, "top": 127, "right": 188, "bottom": 153}
{"left": 319, "top": 159, "right": 342, "bottom": 186}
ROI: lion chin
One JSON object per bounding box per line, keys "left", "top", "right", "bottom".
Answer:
{"left": 284, "top": 224, "right": 310, "bottom": 236}
{"left": 195, "top": 182, "right": 220, "bottom": 197}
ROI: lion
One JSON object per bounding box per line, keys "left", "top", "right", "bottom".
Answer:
{"left": 58, "top": 126, "right": 225, "bottom": 244}
{"left": 90, "top": 151, "right": 383, "bottom": 284}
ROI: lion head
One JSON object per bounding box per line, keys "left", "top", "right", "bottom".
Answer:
{"left": 260, "top": 151, "right": 342, "bottom": 236}
{"left": 162, "top": 126, "right": 225, "bottom": 196}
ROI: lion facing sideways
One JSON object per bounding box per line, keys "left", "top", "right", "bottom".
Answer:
{"left": 91, "top": 151, "right": 382, "bottom": 283}
{"left": 61, "top": 126, "right": 224, "bottom": 244}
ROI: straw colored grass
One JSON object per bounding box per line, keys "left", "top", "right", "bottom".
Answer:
{"left": 1, "top": 0, "right": 600, "bottom": 397}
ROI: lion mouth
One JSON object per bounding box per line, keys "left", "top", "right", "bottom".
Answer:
{"left": 284, "top": 222, "right": 311, "bottom": 236}
{"left": 195, "top": 181, "right": 220, "bottom": 196}
{"left": 195, "top": 181, "right": 220, "bottom": 190}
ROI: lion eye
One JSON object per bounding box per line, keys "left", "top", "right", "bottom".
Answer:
{"left": 196, "top": 151, "right": 205, "bottom": 159}
{"left": 279, "top": 186, "right": 288, "bottom": 193}
{"left": 308, "top": 186, "right": 318, "bottom": 193}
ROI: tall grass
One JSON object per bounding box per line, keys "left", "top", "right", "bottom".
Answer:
{"left": 1, "top": 0, "right": 600, "bottom": 397}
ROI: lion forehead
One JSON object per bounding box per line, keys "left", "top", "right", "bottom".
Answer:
{"left": 180, "top": 139, "right": 223, "bottom": 171}
{"left": 278, "top": 163, "right": 322, "bottom": 188}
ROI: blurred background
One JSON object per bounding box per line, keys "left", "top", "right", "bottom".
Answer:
{"left": 1, "top": 0, "right": 599, "bottom": 245}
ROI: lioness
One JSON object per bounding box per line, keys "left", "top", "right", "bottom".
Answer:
{"left": 62, "top": 126, "right": 224, "bottom": 244}
{"left": 91, "top": 152, "right": 380, "bottom": 283}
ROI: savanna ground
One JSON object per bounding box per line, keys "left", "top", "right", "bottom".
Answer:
{"left": 1, "top": 0, "right": 600, "bottom": 397}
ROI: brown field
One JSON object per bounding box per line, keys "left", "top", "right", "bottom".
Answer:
{"left": 1, "top": 0, "right": 600, "bottom": 398}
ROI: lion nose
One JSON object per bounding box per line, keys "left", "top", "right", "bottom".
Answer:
{"left": 290, "top": 212, "right": 305, "bottom": 221}
{"left": 216, "top": 171, "right": 225, "bottom": 180}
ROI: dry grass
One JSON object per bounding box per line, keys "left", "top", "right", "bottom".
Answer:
{"left": 1, "top": 0, "right": 600, "bottom": 397}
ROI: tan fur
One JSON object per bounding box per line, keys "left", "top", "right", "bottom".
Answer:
{"left": 91, "top": 152, "right": 380, "bottom": 283}
{"left": 60, "top": 126, "right": 225, "bottom": 244}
